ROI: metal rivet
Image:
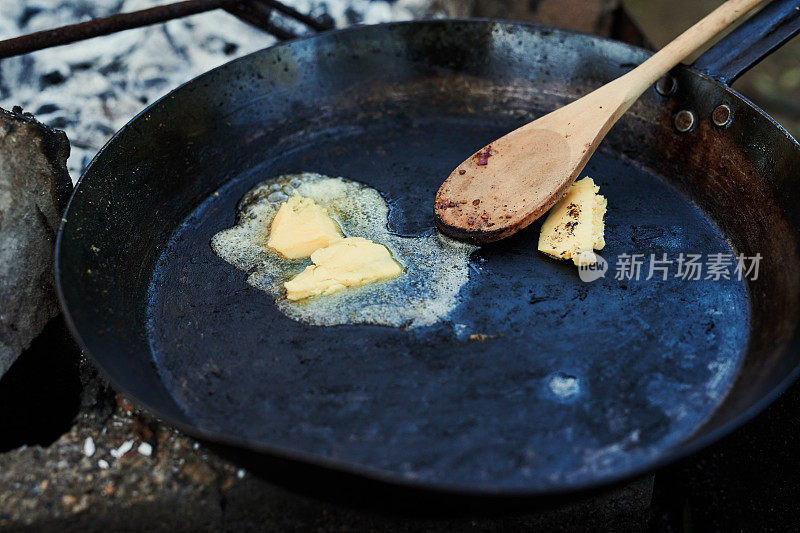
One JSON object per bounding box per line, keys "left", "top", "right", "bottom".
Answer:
{"left": 656, "top": 75, "right": 677, "bottom": 96}
{"left": 674, "top": 110, "right": 695, "bottom": 132}
{"left": 712, "top": 104, "right": 733, "bottom": 128}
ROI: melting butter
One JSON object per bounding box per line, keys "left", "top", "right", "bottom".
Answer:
{"left": 538, "top": 177, "right": 607, "bottom": 266}
{"left": 210, "top": 173, "right": 476, "bottom": 329}
{"left": 266, "top": 194, "right": 342, "bottom": 259}
{"left": 285, "top": 237, "right": 402, "bottom": 300}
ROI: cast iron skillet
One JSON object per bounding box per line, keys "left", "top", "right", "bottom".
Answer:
{"left": 56, "top": 3, "right": 800, "bottom": 505}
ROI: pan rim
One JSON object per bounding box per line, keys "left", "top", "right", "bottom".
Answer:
{"left": 55, "top": 18, "right": 800, "bottom": 499}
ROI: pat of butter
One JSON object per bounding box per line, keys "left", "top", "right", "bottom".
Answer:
{"left": 266, "top": 194, "right": 342, "bottom": 259}
{"left": 285, "top": 237, "right": 402, "bottom": 300}
{"left": 538, "top": 177, "right": 607, "bottom": 266}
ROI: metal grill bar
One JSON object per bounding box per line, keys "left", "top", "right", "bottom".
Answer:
{"left": 257, "top": 0, "right": 330, "bottom": 32}
{"left": 0, "top": 0, "right": 330, "bottom": 60}
{"left": 227, "top": 2, "right": 298, "bottom": 40}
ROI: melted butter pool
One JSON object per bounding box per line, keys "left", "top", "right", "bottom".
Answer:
{"left": 210, "top": 172, "right": 477, "bottom": 328}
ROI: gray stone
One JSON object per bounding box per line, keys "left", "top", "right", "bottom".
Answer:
{"left": 0, "top": 106, "right": 72, "bottom": 378}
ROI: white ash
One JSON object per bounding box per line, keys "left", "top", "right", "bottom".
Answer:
{"left": 109, "top": 439, "right": 134, "bottom": 458}
{"left": 0, "top": 0, "right": 440, "bottom": 182}
{"left": 82, "top": 437, "right": 95, "bottom": 458}
{"left": 137, "top": 442, "right": 153, "bottom": 457}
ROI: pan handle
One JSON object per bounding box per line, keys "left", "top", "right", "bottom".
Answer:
{"left": 691, "top": 0, "right": 800, "bottom": 85}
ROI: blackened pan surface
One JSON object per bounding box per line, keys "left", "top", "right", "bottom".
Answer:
{"left": 57, "top": 20, "right": 800, "bottom": 496}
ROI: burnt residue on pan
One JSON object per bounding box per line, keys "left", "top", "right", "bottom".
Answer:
{"left": 146, "top": 100, "right": 749, "bottom": 490}
{"left": 605, "top": 66, "right": 800, "bottom": 439}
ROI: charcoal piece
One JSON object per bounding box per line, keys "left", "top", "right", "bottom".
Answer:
{"left": 39, "top": 70, "right": 66, "bottom": 88}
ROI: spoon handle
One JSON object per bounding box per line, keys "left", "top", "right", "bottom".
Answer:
{"left": 622, "top": 0, "right": 766, "bottom": 96}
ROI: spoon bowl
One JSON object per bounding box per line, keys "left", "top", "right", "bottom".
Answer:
{"left": 434, "top": 0, "right": 764, "bottom": 243}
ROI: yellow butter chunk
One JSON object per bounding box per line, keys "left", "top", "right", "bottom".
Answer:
{"left": 266, "top": 194, "right": 343, "bottom": 259}
{"left": 285, "top": 237, "right": 402, "bottom": 300}
{"left": 538, "top": 177, "right": 607, "bottom": 266}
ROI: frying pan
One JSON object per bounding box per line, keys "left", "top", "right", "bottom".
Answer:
{"left": 56, "top": 2, "right": 800, "bottom": 504}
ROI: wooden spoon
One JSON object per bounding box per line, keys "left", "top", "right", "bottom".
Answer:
{"left": 434, "top": 0, "right": 764, "bottom": 243}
